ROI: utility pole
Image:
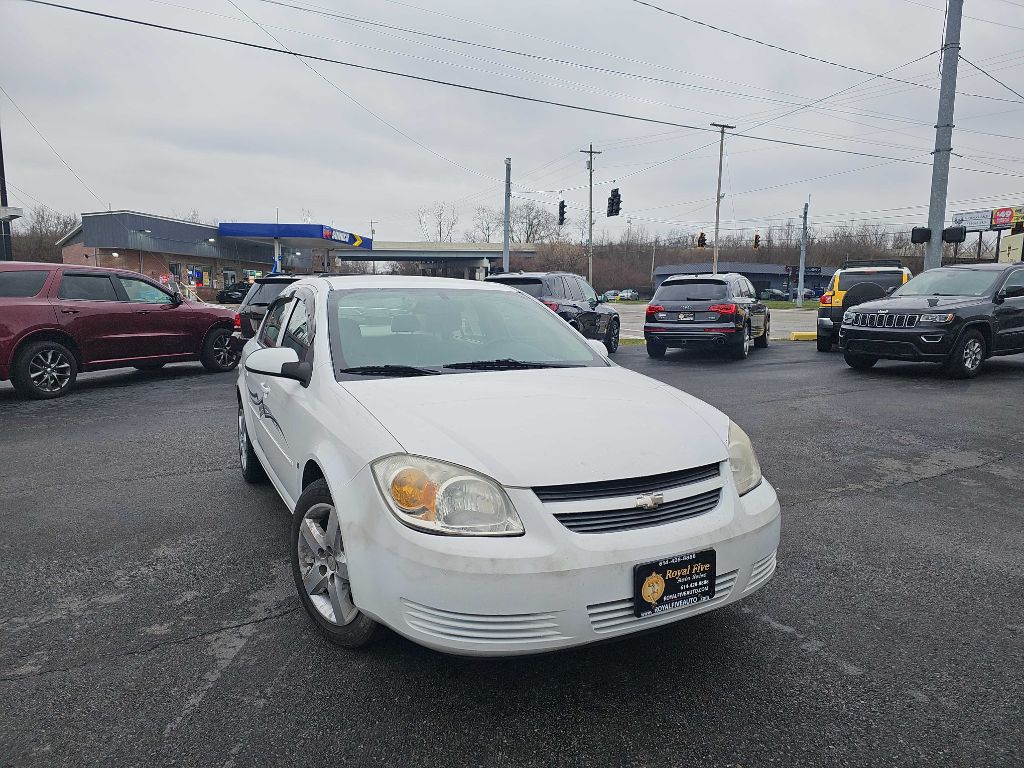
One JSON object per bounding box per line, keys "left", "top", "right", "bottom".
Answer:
{"left": 369, "top": 219, "right": 376, "bottom": 274}
{"left": 0, "top": 112, "right": 12, "bottom": 261}
{"left": 273, "top": 206, "right": 281, "bottom": 273}
{"left": 797, "top": 199, "right": 809, "bottom": 308}
{"left": 502, "top": 158, "right": 511, "bottom": 273}
{"left": 924, "top": 0, "right": 964, "bottom": 271}
{"left": 710, "top": 123, "right": 735, "bottom": 275}
{"left": 580, "top": 144, "right": 601, "bottom": 283}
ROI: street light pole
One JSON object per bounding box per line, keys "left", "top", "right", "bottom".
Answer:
{"left": 0, "top": 112, "right": 12, "bottom": 261}
{"left": 580, "top": 143, "right": 601, "bottom": 284}
{"left": 923, "top": 0, "right": 964, "bottom": 271}
{"left": 710, "top": 123, "right": 735, "bottom": 275}
{"left": 502, "top": 158, "right": 511, "bottom": 274}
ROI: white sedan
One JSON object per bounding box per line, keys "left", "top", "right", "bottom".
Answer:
{"left": 237, "top": 275, "right": 780, "bottom": 656}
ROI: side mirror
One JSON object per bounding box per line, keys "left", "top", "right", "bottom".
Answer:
{"left": 172, "top": 291, "right": 184, "bottom": 305}
{"left": 1004, "top": 285, "right": 1024, "bottom": 299}
{"left": 586, "top": 338, "right": 609, "bottom": 358}
{"left": 245, "top": 346, "right": 313, "bottom": 387}
{"left": 884, "top": 286, "right": 897, "bottom": 296}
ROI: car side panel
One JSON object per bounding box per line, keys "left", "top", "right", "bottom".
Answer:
{"left": 0, "top": 270, "right": 62, "bottom": 380}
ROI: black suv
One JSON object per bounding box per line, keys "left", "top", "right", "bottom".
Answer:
{"left": 216, "top": 281, "right": 252, "bottom": 304}
{"left": 228, "top": 274, "right": 300, "bottom": 353}
{"left": 486, "top": 271, "right": 620, "bottom": 353}
{"left": 839, "top": 262, "right": 1024, "bottom": 378}
{"left": 644, "top": 273, "right": 769, "bottom": 360}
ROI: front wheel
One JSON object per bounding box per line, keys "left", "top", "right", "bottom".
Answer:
{"left": 604, "top": 318, "right": 620, "bottom": 354}
{"left": 844, "top": 350, "right": 878, "bottom": 370}
{"left": 238, "top": 404, "right": 266, "bottom": 484}
{"left": 292, "top": 479, "right": 380, "bottom": 648}
{"left": 200, "top": 327, "right": 240, "bottom": 372}
{"left": 944, "top": 329, "right": 985, "bottom": 379}
{"left": 11, "top": 340, "right": 78, "bottom": 399}
{"left": 646, "top": 340, "right": 666, "bottom": 359}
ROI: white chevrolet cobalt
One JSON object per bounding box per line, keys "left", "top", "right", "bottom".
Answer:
{"left": 237, "top": 276, "right": 780, "bottom": 656}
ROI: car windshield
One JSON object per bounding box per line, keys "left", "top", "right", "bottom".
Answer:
{"left": 655, "top": 280, "right": 728, "bottom": 301}
{"left": 487, "top": 277, "right": 544, "bottom": 297}
{"left": 328, "top": 287, "right": 604, "bottom": 374}
{"left": 893, "top": 268, "right": 998, "bottom": 297}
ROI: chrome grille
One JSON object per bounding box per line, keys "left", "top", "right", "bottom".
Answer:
{"left": 553, "top": 489, "right": 720, "bottom": 534}
{"left": 587, "top": 570, "right": 738, "bottom": 633}
{"left": 533, "top": 463, "right": 720, "bottom": 503}
{"left": 851, "top": 312, "right": 918, "bottom": 328}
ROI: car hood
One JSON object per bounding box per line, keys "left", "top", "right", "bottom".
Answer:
{"left": 342, "top": 366, "right": 730, "bottom": 487}
{"left": 855, "top": 295, "right": 982, "bottom": 313}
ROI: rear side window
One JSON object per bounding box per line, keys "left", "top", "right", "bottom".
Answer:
{"left": 59, "top": 274, "right": 118, "bottom": 301}
{"left": 0, "top": 270, "right": 49, "bottom": 298}
{"left": 656, "top": 280, "right": 728, "bottom": 301}
{"left": 245, "top": 281, "right": 289, "bottom": 308}
{"left": 838, "top": 271, "right": 905, "bottom": 291}
{"left": 489, "top": 278, "right": 544, "bottom": 298}
{"left": 546, "top": 277, "right": 565, "bottom": 299}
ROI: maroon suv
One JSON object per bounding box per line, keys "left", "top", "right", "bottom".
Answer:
{"left": 0, "top": 262, "right": 239, "bottom": 399}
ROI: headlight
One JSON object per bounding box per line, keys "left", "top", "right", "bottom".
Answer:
{"left": 843, "top": 310, "right": 855, "bottom": 324}
{"left": 371, "top": 455, "right": 524, "bottom": 536}
{"left": 919, "top": 313, "right": 954, "bottom": 324}
{"left": 728, "top": 421, "right": 762, "bottom": 496}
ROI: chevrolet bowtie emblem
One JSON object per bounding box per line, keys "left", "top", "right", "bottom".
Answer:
{"left": 635, "top": 492, "right": 664, "bottom": 510}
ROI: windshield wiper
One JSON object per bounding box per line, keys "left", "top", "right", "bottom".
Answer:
{"left": 339, "top": 365, "right": 440, "bottom": 377}
{"left": 443, "top": 358, "right": 577, "bottom": 370}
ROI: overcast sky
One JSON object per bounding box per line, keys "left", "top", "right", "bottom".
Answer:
{"left": 2, "top": 0, "right": 1023, "bottom": 242}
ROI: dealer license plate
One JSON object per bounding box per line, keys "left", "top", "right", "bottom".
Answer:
{"left": 633, "top": 549, "right": 716, "bottom": 618}
{"left": 677, "top": 312, "right": 694, "bottom": 321}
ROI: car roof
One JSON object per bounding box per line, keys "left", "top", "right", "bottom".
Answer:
{"left": 662, "top": 272, "right": 736, "bottom": 282}
{"left": 837, "top": 266, "right": 910, "bottom": 273}
{"left": 941, "top": 262, "right": 1018, "bottom": 271}
{"left": 486, "top": 271, "right": 579, "bottom": 279}
{"left": 318, "top": 275, "right": 516, "bottom": 292}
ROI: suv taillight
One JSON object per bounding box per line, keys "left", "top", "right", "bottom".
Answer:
{"left": 645, "top": 304, "right": 665, "bottom": 317}
{"left": 233, "top": 312, "right": 241, "bottom": 329}
{"left": 708, "top": 303, "right": 737, "bottom": 314}
{"left": 820, "top": 292, "right": 833, "bottom": 306}
{"left": 542, "top": 300, "right": 560, "bottom": 313}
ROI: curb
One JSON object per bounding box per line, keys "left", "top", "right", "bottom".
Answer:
{"left": 789, "top": 332, "right": 817, "bottom": 341}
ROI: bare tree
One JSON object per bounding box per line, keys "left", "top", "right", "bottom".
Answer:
{"left": 418, "top": 202, "right": 459, "bottom": 242}
{"left": 463, "top": 206, "right": 503, "bottom": 243}
{"left": 11, "top": 206, "right": 80, "bottom": 263}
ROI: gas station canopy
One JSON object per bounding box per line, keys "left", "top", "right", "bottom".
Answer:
{"left": 217, "top": 223, "right": 373, "bottom": 251}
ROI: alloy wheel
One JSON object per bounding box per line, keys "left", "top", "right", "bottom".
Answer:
{"left": 607, "top": 320, "right": 620, "bottom": 352}
{"left": 237, "top": 407, "right": 248, "bottom": 472}
{"left": 297, "top": 503, "right": 358, "bottom": 626}
{"left": 214, "top": 335, "right": 237, "bottom": 367}
{"left": 963, "top": 338, "right": 983, "bottom": 371}
{"left": 28, "top": 348, "right": 72, "bottom": 393}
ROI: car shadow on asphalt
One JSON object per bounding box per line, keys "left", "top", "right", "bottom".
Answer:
{"left": 0, "top": 364, "right": 221, "bottom": 403}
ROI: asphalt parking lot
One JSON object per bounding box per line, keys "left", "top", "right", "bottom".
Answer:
{"left": 1, "top": 343, "right": 1022, "bottom": 767}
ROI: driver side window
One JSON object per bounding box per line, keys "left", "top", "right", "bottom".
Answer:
{"left": 259, "top": 297, "right": 293, "bottom": 348}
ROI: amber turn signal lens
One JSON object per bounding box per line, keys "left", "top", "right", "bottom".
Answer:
{"left": 390, "top": 468, "right": 437, "bottom": 520}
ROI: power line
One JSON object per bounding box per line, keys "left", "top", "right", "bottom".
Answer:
{"left": 629, "top": 0, "right": 1024, "bottom": 103}
{"left": 959, "top": 55, "right": 1024, "bottom": 101}
{"left": 21, "top": 1, "right": 1024, "bottom": 185}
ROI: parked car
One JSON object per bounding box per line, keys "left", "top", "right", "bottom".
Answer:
{"left": 839, "top": 263, "right": 1024, "bottom": 378}
{"left": 229, "top": 274, "right": 301, "bottom": 353}
{"left": 645, "top": 273, "right": 770, "bottom": 360}
{"left": 237, "top": 275, "right": 780, "bottom": 655}
{"left": 602, "top": 290, "right": 620, "bottom": 302}
{"left": 759, "top": 289, "right": 787, "bottom": 301}
{"left": 216, "top": 281, "right": 252, "bottom": 304}
{"left": 618, "top": 289, "right": 640, "bottom": 301}
{"left": 486, "top": 271, "right": 620, "bottom": 353}
{"left": 818, "top": 260, "right": 912, "bottom": 352}
{"left": 0, "top": 262, "right": 239, "bottom": 399}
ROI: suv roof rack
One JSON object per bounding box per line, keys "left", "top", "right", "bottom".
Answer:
{"left": 841, "top": 259, "right": 903, "bottom": 269}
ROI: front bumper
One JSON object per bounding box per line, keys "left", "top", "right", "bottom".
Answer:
{"left": 338, "top": 464, "right": 781, "bottom": 656}
{"left": 839, "top": 324, "right": 955, "bottom": 361}
{"left": 645, "top": 323, "right": 740, "bottom": 346}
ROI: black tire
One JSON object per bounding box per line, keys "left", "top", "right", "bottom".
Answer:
{"left": 844, "top": 350, "right": 878, "bottom": 370}
{"left": 730, "top": 324, "right": 752, "bottom": 360}
{"left": 11, "top": 340, "right": 78, "bottom": 399}
{"left": 754, "top": 319, "right": 769, "bottom": 349}
{"left": 237, "top": 403, "right": 266, "bottom": 484}
{"left": 134, "top": 362, "right": 166, "bottom": 371}
{"left": 816, "top": 334, "right": 832, "bottom": 352}
{"left": 944, "top": 328, "right": 986, "bottom": 379}
{"left": 604, "top": 318, "right": 620, "bottom": 354}
{"left": 292, "top": 479, "right": 380, "bottom": 648}
{"left": 200, "top": 327, "right": 239, "bottom": 372}
{"left": 646, "top": 340, "right": 666, "bottom": 359}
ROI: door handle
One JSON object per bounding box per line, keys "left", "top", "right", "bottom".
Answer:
{"left": 136, "top": 310, "right": 150, "bottom": 315}
{"left": 60, "top": 309, "right": 80, "bottom": 315}
{"left": 260, "top": 384, "right": 271, "bottom": 394}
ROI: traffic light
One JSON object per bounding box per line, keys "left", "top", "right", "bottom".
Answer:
{"left": 558, "top": 200, "right": 566, "bottom": 226}
{"left": 753, "top": 233, "right": 761, "bottom": 250}
{"left": 607, "top": 188, "right": 621, "bottom": 217}
{"left": 697, "top": 232, "right": 707, "bottom": 248}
